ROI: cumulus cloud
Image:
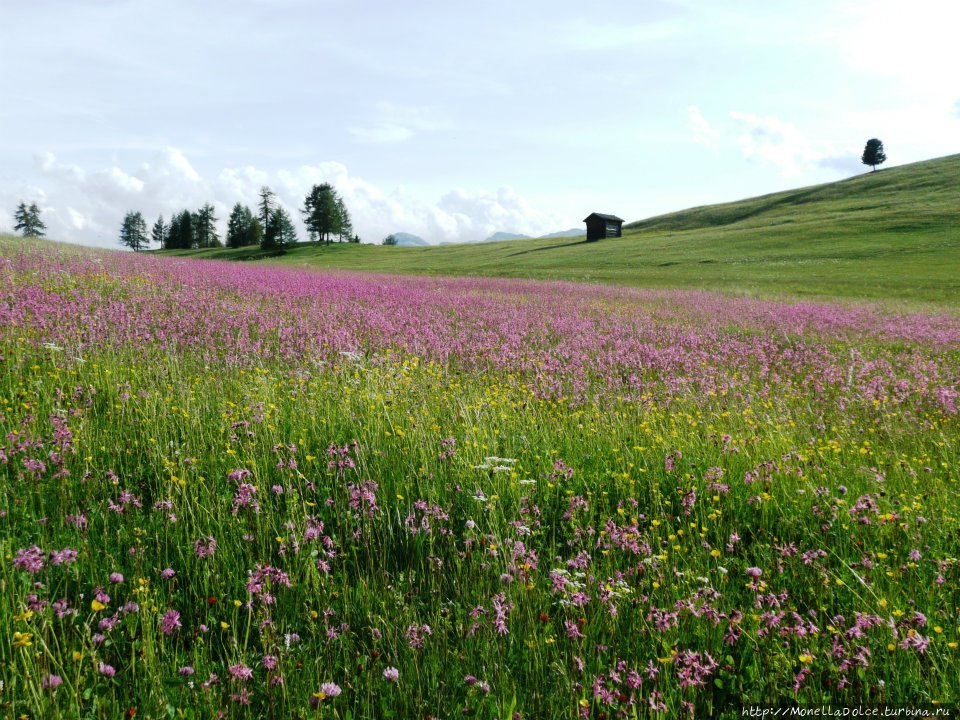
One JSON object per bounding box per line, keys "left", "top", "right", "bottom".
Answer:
{"left": 277, "top": 162, "right": 560, "bottom": 243}
{"left": 15, "top": 147, "right": 212, "bottom": 245}
{"left": 687, "top": 105, "right": 719, "bottom": 147}
{"left": 729, "top": 112, "right": 822, "bottom": 177}
{"left": 12, "top": 147, "right": 561, "bottom": 247}
{"left": 66, "top": 207, "right": 91, "bottom": 230}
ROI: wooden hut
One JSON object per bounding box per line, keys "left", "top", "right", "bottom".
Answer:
{"left": 583, "top": 213, "right": 623, "bottom": 242}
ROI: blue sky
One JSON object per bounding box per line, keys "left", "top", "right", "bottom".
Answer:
{"left": 1, "top": 0, "right": 957, "bottom": 246}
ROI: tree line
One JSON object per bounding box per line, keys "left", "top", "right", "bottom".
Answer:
{"left": 118, "top": 184, "right": 358, "bottom": 252}
{"left": 10, "top": 140, "right": 889, "bottom": 249}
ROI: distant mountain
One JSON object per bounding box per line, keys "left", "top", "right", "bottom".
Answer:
{"left": 484, "top": 231, "right": 532, "bottom": 242}
{"left": 540, "top": 228, "right": 586, "bottom": 239}
{"left": 391, "top": 232, "right": 429, "bottom": 247}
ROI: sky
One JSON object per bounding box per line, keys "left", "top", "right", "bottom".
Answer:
{"left": 1, "top": 0, "right": 958, "bottom": 247}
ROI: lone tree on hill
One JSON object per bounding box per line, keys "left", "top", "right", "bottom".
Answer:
{"left": 861, "top": 138, "right": 887, "bottom": 172}
{"left": 13, "top": 202, "right": 46, "bottom": 238}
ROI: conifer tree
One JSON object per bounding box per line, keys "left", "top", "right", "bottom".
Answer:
{"left": 119, "top": 211, "right": 149, "bottom": 251}
{"left": 13, "top": 201, "right": 46, "bottom": 238}
{"left": 227, "top": 203, "right": 256, "bottom": 248}
{"left": 258, "top": 186, "right": 276, "bottom": 230}
{"left": 263, "top": 206, "right": 298, "bottom": 250}
{"left": 194, "top": 204, "right": 220, "bottom": 248}
{"left": 273, "top": 206, "right": 298, "bottom": 246}
{"left": 861, "top": 138, "right": 887, "bottom": 172}
{"left": 167, "top": 210, "right": 195, "bottom": 249}
{"left": 336, "top": 197, "right": 353, "bottom": 242}
{"left": 152, "top": 215, "right": 167, "bottom": 248}
{"left": 245, "top": 217, "right": 264, "bottom": 248}
{"left": 302, "top": 183, "right": 339, "bottom": 244}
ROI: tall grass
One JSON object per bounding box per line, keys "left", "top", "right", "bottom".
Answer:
{"left": 2, "top": 238, "right": 959, "bottom": 718}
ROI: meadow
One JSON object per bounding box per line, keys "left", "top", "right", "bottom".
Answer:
{"left": 2, "top": 237, "right": 959, "bottom": 718}
{"left": 160, "top": 153, "right": 960, "bottom": 307}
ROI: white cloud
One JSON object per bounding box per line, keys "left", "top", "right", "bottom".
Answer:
{"left": 147, "top": 147, "right": 202, "bottom": 184}
{"left": 89, "top": 167, "right": 145, "bottom": 195}
{"left": 66, "top": 207, "right": 90, "bottom": 230}
{"left": 15, "top": 147, "right": 562, "bottom": 247}
{"left": 274, "top": 164, "right": 561, "bottom": 243}
{"left": 687, "top": 105, "right": 719, "bottom": 147}
{"left": 729, "top": 112, "right": 822, "bottom": 177}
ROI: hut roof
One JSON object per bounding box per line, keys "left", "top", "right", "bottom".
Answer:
{"left": 583, "top": 213, "right": 623, "bottom": 223}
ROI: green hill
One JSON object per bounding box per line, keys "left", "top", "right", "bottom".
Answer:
{"left": 164, "top": 152, "right": 957, "bottom": 305}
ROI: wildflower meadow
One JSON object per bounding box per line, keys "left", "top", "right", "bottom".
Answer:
{"left": 1, "top": 238, "right": 958, "bottom": 718}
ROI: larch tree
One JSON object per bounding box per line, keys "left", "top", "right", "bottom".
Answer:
{"left": 245, "top": 217, "right": 264, "bottom": 248}
{"left": 302, "top": 183, "right": 339, "bottom": 244}
{"left": 336, "top": 197, "right": 353, "bottom": 242}
{"left": 263, "top": 206, "right": 298, "bottom": 250}
{"left": 226, "top": 203, "right": 256, "bottom": 248}
{"left": 194, "top": 204, "right": 220, "bottom": 248}
{"left": 14, "top": 202, "right": 46, "bottom": 238}
{"left": 258, "top": 187, "right": 276, "bottom": 230}
{"left": 152, "top": 215, "right": 167, "bottom": 248}
{"left": 167, "top": 210, "right": 195, "bottom": 249}
{"left": 119, "top": 211, "right": 149, "bottom": 251}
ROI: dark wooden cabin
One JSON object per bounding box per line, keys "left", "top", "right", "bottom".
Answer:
{"left": 583, "top": 213, "right": 623, "bottom": 242}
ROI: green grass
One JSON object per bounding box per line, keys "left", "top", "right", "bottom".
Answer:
{"left": 3, "top": 239, "right": 960, "bottom": 718}
{"left": 158, "top": 153, "right": 960, "bottom": 306}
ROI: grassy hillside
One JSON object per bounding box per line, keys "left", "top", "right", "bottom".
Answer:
{"left": 164, "top": 152, "right": 956, "bottom": 305}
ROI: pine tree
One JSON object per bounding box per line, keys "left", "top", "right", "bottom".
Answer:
{"left": 245, "top": 217, "right": 264, "bottom": 248}
{"left": 263, "top": 206, "right": 298, "bottom": 250}
{"left": 302, "top": 184, "right": 339, "bottom": 244}
{"left": 119, "top": 211, "right": 149, "bottom": 251}
{"left": 861, "top": 138, "right": 887, "bottom": 172}
{"left": 262, "top": 211, "right": 279, "bottom": 251}
{"left": 258, "top": 187, "right": 276, "bottom": 230}
{"left": 28, "top": 203, "right": 45, "bottom": 237}
{"left": 335, "top": 197, "right": 352, "bottom": 242}
{"left": 13, "top": 201, "right": 46, "bottom": 238}
{"left": 167, "top": 210, "right": 195, "bottom": 249}
{"left": 194, "top": 204, "right": 220, "bottom": 248}
{"left": 13, "top": 202, "right": 30, "bottom": 236}
{"left": 227, "top": 203, "right": 256, "bottom": 248}
{"left": 152, "top": 215, "right": 167, "bottom": 248}
{"left": 274, "top": 207, "right": 298, "bottom": 246}
{"left": 166, "top": 212, "right": 182, "bottom": 249}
